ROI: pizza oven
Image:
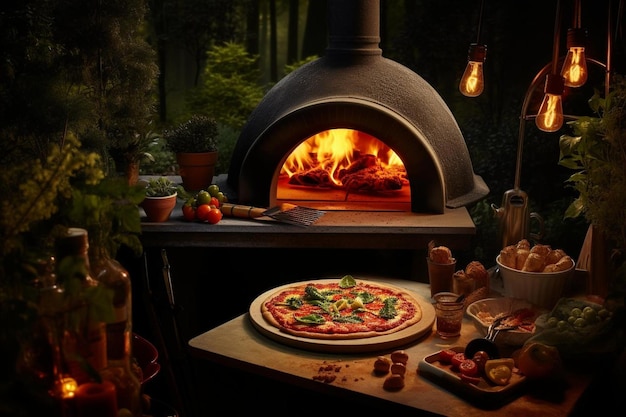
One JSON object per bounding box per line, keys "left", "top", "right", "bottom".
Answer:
{"left": 226, "top": 0, "right": 489, "bottom": 214}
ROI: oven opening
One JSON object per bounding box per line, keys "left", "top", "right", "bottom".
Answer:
{"left": 275, "top": 128, "right": 411, "bottom": 211}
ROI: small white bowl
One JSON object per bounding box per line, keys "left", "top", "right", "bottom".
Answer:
{"left": 466, "top": 297, "right": 546, "bottom": 346}
{"left": 496, "top": 255, "right": 575, "bottom": 309}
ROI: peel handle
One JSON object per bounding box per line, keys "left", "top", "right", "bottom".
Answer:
{"left": 221, "top": 203, "right": 266, "bottom": 218}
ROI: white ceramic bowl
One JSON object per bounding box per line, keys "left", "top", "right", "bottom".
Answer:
{"left": 496, "top": 255, "right": 575, "bottom": 309}
{"left": 466, "top": 297, "right": 546, "bottom": 346}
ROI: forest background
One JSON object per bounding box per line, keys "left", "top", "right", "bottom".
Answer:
{"left": 3, "top": 0, "right": 624, "bottom": 266}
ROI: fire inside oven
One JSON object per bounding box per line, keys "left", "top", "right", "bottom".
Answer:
{"left": 276, "top": 128, "right": 410, "bottom": 211}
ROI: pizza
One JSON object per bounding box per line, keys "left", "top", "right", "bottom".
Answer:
{"left": 260, "top": 276, "right": 423, "bottom": 340}
{"left": 287, "top": 154, "right": 406, "bottom": 193}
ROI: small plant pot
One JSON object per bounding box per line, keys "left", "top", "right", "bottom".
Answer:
{"left": 141, "top": 193, "right": 177, "bottom": 222}
{"left": 176, "top": 152, "right": 218, "bottom": 191}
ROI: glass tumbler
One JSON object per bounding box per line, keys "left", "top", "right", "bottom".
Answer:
{"left": 433, "top": 292, "right": 464, "bottom": 339}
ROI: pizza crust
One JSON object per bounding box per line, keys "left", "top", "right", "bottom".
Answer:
{"left": 260, "top": 280, "right": 422, "bottom": 340}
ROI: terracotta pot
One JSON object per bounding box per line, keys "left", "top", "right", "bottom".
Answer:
{"left": 176, "top": 152, "right": 218, "bottom": 191}
{"left": 141, "top": 193, "right": 177, "bottom": 222}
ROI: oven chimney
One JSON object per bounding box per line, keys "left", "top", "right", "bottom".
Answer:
{"left": 227, "top": 0, "right": 489, "bottom": 213}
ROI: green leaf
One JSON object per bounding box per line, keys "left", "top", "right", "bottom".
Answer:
{"left": 294, "top": 314, "right": 325, "bottom": 325}
{"left": 339, "top": 274, "right": 357, "bottom": 288}
{"left": 357, "top": 291, "right": 376, "bottom": 304}
{"left": 379, "top": 297, "right": 398, "bottom": 319}
{"left": 333, "top": 315, "right": 363, "bottom": 324}
{"left": 304, "top": 285, "right": 327, "bottom": 301}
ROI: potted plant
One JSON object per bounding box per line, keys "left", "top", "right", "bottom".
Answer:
{"left": 141, "top": 177, "right": 179, "bottom": 222}
{"left": 164, "top": 115, "right": 219, "bottom": 191}
{"left": 558, "top": 74, "right": 626, "bottom": 298}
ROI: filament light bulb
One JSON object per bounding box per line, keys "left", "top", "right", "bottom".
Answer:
{"left": 536, "top": 74, "right": 565, "bottom": 132}
{"left": 459, "top": 44, "right": 486, "bottom": 97}
{"left": 560, "top": 28, "right": 588, "bottom": 87}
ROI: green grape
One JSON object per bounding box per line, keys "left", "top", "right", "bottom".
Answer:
{"left": 570, "top": 307, "right": 582, "bottom": 318}
{"left": 546, "top": 316, "right": 559, "bottom": 328}
{"left": 556, "top": 320, "right": 568, "bottom": 331}
{"left": 573, "top": 317, "right": 586, "bottom": 327}
{"left": 582, "top": 307, "right": 597, "bottom": 322}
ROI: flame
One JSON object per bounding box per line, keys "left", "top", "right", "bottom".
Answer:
{"left": 281, "top": 129, "right": 404, "bottom": 186}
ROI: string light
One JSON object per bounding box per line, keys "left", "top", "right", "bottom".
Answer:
{"left": 561, "top": 1, "right": 588, "bottom": 87}
{"left": 460, "top": 0, "right": 487, "bottom": 97}
{"left": 536, "top": 0, "right": 565, "bottom": 132}
{"left": 535, "top": 74, "right": 565, "bottom": 132}
{"left": 460, "top": 44, "right": 487, "bottom": 97}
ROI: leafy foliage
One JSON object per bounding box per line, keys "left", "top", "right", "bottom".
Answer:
{"left": 559, "top": 75, "right": 626, "bottom": 251}
{"left": 184, "top": 42, "right": 265, "bottom": 131}
{"left": 144, "top": 177, "right": 179, "bottom": 197}
{"left": 164, "top": 115, "right": 219, "bottom": 153}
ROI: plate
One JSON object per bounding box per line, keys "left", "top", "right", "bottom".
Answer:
{"left": 248, "top": 278, "right": 435, "bottom": 353}
{"left": 466, "top": 297, "right": 546, "bottom": 346}
{"left": 418, "top": 346, "right": 527, "bottom": 409}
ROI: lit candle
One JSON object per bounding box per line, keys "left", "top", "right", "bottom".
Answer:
{"left": 75, "top": 381, "right": 118, "bottom": 417}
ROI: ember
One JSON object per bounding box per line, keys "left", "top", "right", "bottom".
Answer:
{"left": 280, "top": 128, "right": 408, "bottom": 196}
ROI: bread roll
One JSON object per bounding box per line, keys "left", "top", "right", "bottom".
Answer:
{"left": 465, "top": 261, "right": 489, "bottom": 291}
{"left": 545, "top": 249, "right": 566, "bottom": 265}
{"left": 515, "top": 248, "right": 530, "bottom": 270}
{"left": 530, "top": 244, "right": 551, "bottom": 258}
{"left": 522, "top": 252, "right": 545, "bottom": 272}
{"left": 429, "top": 246, "right": 453, "bottom": 264}
{"left": 499, "top": 245, "right": 517, "bottom": 268}
{"left": 516, "top": 239, "right": 531, "bottom": 251}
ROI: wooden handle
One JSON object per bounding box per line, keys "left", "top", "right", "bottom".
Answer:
{"left": 220, "top": 203, "right": 266, "bottom": 218}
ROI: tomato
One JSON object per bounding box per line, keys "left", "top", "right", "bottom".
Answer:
{"left": 439, "top": 349, "right": 457, "bottom": 364}
{"left": 459, "top": 359, "right": 478, "bottom": 377}
{"left": 207, "top": 184, "right": 220, "bottom": 197}
{"left": 460, "top": 373, "right": 481, "bottom": 385}
{"left": 209, "top": 196, "right": 220, "bottom": 208}
{"left": 205, "top": 207, "right": 223, "bottom": 224}
{"left": 472, "top": 351, "right": 490, "bottom": 374}
{"left": 182, "top": 203, "right": 196, "bottom": 221}
{"left": 196, "top": 190, "right": 212, "bottom": 205}
{"left": 450, "top": 352, "right": 466, "bottom": 370}
{"left": 216, "top": 191, "right": 227, "bottom": 203}
{"left": 196, "top": 204, "right": 212, "bottom": 221}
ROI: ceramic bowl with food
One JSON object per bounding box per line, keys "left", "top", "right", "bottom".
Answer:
{"left": 466, "top": 297, "right": 546, "bottom": 346}
{"left": 496, "top": 255, "right": 575, "bottom": 309}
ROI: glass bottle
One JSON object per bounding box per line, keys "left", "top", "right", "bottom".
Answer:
{"left": 55, "top": 227, "right": 107, "bottom": 385}
{"left": 90, "top": 245, "right": 142, "bottom": 417}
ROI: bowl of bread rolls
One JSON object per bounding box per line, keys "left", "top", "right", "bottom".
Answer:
{"left": 497, "top": 239, "right": 575, "bottom": 309}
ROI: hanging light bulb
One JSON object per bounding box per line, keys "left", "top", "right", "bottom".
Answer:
{"left": 561, "top": 27, "right": 588, "bottom": 87}
{"left": 459, "top": 43, "right": 487, "bottom": 97}
{"left": 536, "top": 73, "right": 565, "bottom": 132}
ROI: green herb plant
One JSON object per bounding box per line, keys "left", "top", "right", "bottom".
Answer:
{"left": 558, "top": 74, "right": 626, "bottom": 298}
{"left": 145, "top": 177, "right": 180, "bottom": 197}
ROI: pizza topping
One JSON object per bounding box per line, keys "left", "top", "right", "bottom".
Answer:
{"left": 295, "top": 314, "right": 326, "bottom": 325}
{"left": 390, "top": 350, "right": 409, "bottom": 365}
{"left": 339, "top": 274, "right": 357, "bottom": 288}
{"left": 390, "top": 362, "right": 407, "bottom": 377}
{"left": 374, "top": 356, "right": 392, "bottom": 374}
{"left": 379, "top": 297, "right": 398, "bottom": 319}
{"left": 383, "top": 374, "right": 405, "bottom": 391}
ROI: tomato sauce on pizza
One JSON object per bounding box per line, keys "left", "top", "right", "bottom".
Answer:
{"left": 261, "top": 276, "right": 423, "bottom": 340}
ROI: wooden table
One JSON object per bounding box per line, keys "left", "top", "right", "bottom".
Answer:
{"left": 188, "top": 279, "right": 593, "bottom": 417}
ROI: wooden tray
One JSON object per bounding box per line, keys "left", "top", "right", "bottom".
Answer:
{"left": 418, "top": 346, "right": 527, "bottom": 409}
{"left": 248, "top": 278, "right": 435, "bottom": 353}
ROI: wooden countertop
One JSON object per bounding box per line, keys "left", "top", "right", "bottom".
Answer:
{"left": 140, "top": 205, "right": 476, "bottom": 249}
{"left": 188, "top": 278, "right": 592, "bottom": 416}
